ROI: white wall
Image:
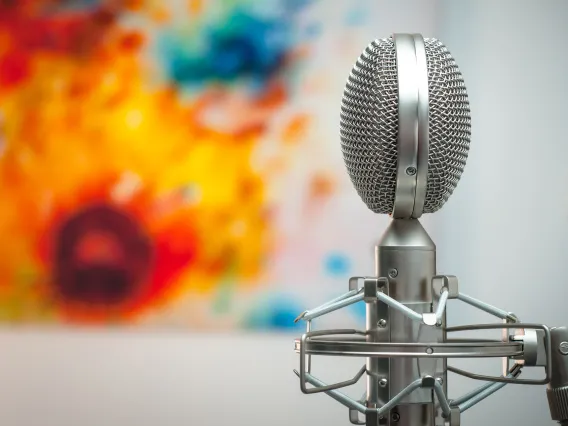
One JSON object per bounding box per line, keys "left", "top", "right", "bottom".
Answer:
{"left": 432, "top": 0, "right": 568, "bottom": 425}
{"left": 2, "top": 1, "right": 568, "bottom": 425}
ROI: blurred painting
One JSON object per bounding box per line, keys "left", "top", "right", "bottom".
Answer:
{"left": 0, "top": 0, "right": 398, "bottom": 330}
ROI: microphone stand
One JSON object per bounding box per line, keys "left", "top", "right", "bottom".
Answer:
{"left": 293, "top": 218, "right": 566, "bottom": 426}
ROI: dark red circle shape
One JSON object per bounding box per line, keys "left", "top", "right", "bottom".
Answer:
{"left": 52, "top": 204, "right": 153, "bottom": 306}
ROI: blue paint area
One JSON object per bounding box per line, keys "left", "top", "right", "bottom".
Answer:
{"left": 304, "top": 22, "right": 322, "bottom": 38}
{"left": 324, "top": 253, "right": 351, "bottom": 277}
{"left": 159, "top": 6, "right": 302, "bottom": 90}
{"left": 243, "top": 294, "right": 304, "bottom": 331}
{"left": 351, "top": 299, "right": 366, "bottom": 319}
{"left": 282, "top": 0, "right": 314, "bottom": 12}
{"left": 345, "top": 7, "right": 367, "bottom": 26}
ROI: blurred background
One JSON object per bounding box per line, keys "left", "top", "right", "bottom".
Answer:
{"left": 0, "top": 0, "right": 567, "bottom": 425}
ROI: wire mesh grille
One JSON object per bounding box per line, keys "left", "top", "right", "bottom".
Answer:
{"left": 339, "top": 37, "right": 471, "bottom": 214}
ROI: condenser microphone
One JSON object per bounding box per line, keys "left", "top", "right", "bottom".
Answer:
{"left": 293, "top": 33, "right": 567, "bottom": 426}
{"left": 340, "top": 33, "right": 469, "bottom": 426}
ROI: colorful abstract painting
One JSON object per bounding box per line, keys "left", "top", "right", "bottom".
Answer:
{"left": 0, "top": 0, "right": 389, "bottom": 331}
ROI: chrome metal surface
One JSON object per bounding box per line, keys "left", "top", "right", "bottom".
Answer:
{"left": 365, "top": 278, "right": 381, "bottom": 422}
{"left": 350, "top": 408, "right": 366, "bottom": 425}
{"left": 375, "top": 218, "right": 439, "bottom": 426}
{"left": 456, "top": 293, "right": 515, "bottom": 321}
{"left": 350, "top": 276, "right": 367, "bottom": 292}
{"left": 376, "top": 218, "right": 435, "bottom": 252}
{"left": 411, "top": 34, "right": 429, "bottom": 218}
{"left": 547, "top": 327, "right": 568, "bottom": 422}
{"left": 448, "top": 365, "right": 520, "bottom": 414}
{"left": 319, "top": 288, "right": 360, "bottom": 309}
{"left": 379, "top": 378, "right": 423, "bottom": 414}
{"left": 431, "top": 275, "right": 459, "bottom": 299}
{"left": 365, "top": 279, "right": 390, "bottom": 424}
{"left": 295, "top": 369, "right": 367, "bottom": 413}
{"left": 433, "top": 378, "right": 451, "bottom": 417}
{"left": 392, "top": 405, "right": 433, "bottom": 426}
{"left": 549, "top": 327, "right": 568, "bottom": 387}
{"left": 435, "top": 289, "right": 449, "bottom": 324}
{"left": 431, "top": 274, "right": 448, "bottom": 426}
{"left": 520, "top": 328, "right": 539, "bottom": 366}
{"left": 456, "top": 378, "right": 508, "bottom": 413}
{"left": 391, "top": 34, "right": 425, "bottom": 219}
{"left": 302, "top": 292, "right": 364, "bottom": 321}
{"left": 299, "top": 329, "right": 366, "bottom": 394}
{"left": 294, "top": 337, "right": 522, "bottom": 358}
{"left": 339, "top": 35, "right": 471, "bottom": 216}
{"left": 296, "top": 370, "right": 454, "bottom": 421}
{"left": 376, "top": 291, "right": 423, "bottom": 322}
{"left": 446, "top": 323, "right": 551, "bottom": 385}
{"left": 445, "top": 408, "right": 460, "bottom": 426}
{"left": 306, "top": 320, "right": 312, "bottom": 373}
{"left": 449, "top": 381, "right": 495, "bottom": 407}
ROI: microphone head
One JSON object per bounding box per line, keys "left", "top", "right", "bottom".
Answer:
{"left": 340, "top": 34, "right": 471, "bottom": 218}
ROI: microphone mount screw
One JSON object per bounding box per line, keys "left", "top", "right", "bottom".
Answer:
{"left": 378, "top": 319, "right": 387, "bottom": 328}
{"left": 391, "top": 412, "right": 400, "bottom": 422}
{"left": 405, "top": 166, "right": 417, "bottom": 176}
{"left": 388, "top": 269, "right": 398, "bottom": 278}
{"left": 379, "top": 378, "right": 388, "bottom": 387}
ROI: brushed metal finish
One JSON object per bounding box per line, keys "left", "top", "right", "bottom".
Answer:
{"left": 411, "top": 34, "right": 429, "bottom": 219}
{"left": 391, "top": 403, "right": 434, "bottom": 426}
{"left": 548, "top": 327, "right": 568, "bottom": 422}
{"left": 392, "top": 33, "right": 420, "bottom": 219}
{"left": 391, "top": 34, "right": 430, "bottom": 219}
{"left": 365, "top": 278, "right": 389, "bottom": 425}
{"left": 446, "top": 322, "right": 551, "bottom": 385}
{"left": 293, "top": 337, "right": 523, "bottom": 358}
{"left": 375, "top": 219, "right": 440, "bottom": 426}
{"left": 366, "top": 294, "right": 380, "bottom": 409}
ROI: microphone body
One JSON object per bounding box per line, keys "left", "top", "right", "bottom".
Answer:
{"left": 370, "top": 219, "right": 444, "bottom": 426}
{"left": 293, "top": 31, "right": 566, "bottom": 426}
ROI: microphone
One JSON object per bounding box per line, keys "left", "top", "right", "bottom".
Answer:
{"left": 548, "top": 327, "right": 568, "bottom": 426}
{"left": 340, "top": 33, "right": 468, "bottom": 426}
{"left": 292, "top": 33, "right": 566, "bottom": 426}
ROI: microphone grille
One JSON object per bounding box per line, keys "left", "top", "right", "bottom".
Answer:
{"left": 340, "top": 37, "right": 471, "bottom": 215}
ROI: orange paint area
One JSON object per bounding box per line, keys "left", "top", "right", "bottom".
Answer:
{"left": 0, "top": 1, "right": 294, "bottom": 324}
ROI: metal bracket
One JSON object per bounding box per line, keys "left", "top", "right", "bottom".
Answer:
{"left": 446, "top": 323, "right": 551, "bottom": 385}
{"left": 349, "top": 408, "right": 366, "bottom": 425}
{"left": 432, "top": 275, "right": 459, "bottom": 299}
{"left": 299, "top": 329, "right": 367, "bottom": 394}
{"left": 364, "top": 278, "right": 379, "bottom": 302}
{"left": 350, "top": 276, "right": 370, "bottom": 292}
{"left": 444, "top": 407, "right": 460, "bottom": 426}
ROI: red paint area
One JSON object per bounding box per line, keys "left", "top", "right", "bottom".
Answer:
{"left": 53, "top": 204, "right": 153, "bottom": 306}
{"left": 75, "top": 230, "right": 126, "bottom": 266}
{"left": 0, "top": 1, "right": 129, "bottom": 89}
{"left": 139, "top": 214, "right": 198, "bottom": 309}
{"left": 0, "top": 50, "right": 30, "bottom": 87}
{"left": 38, "top": 178, "right": 199, "bottom": 322}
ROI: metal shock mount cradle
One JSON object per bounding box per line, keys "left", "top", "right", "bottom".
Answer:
{"left": 294, "top": 34, "right": 568, "bottom": 426}
{"left": 294, "top": 217, "right": 568, "bottom": 426}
